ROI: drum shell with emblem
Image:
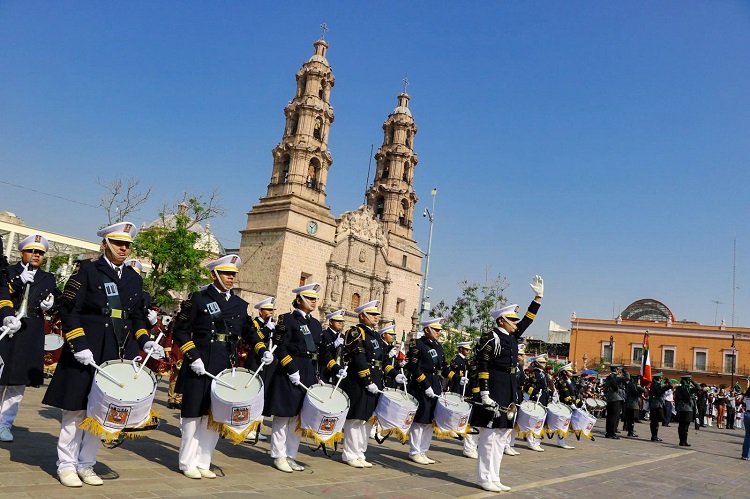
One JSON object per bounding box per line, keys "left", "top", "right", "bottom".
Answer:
{"left": 545, "top": 401, "right": 573, "bottom": 435}
{"left": 373, "top": 388, "right": 419, "bottom": 440}
{"left": 299, "top": 384, "right": 350, "bottom": 446}
{"left": 210, "top": 368, "right": 264, "bottom": 430}
{"left": 515, "top": 400, "right": 547, "bottom": 437}
{"left": 433, "top": 392, "right": 472, "bottom": 437}
{"left": 571, "top": 407, "right": 597, "bottom": 438}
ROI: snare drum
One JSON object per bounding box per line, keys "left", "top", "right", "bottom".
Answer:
{"left": 298, "top": 384, "right": 350, "bottom": 446}
{"left": 44, "top": 334, "right": 64, "bottom": 352}
{"left": 595, "top": 398, "right": 607, "bottom": 415}
{"left": 515, "top": 400, "right": 547, "bottom": 438}
{"left": 372, "top": 388, "right": 419, "bottom": 443}
{"left": 433, "top": 392, "right": 472, "bottom": 439}
{"left": 81, "top": 359, "right": 158, "bottom": 443}
{"left": 571, "top": 407, "right": 597, "bottom": 440}
{"left": 545, "top": 402, "right": 572, "bottom": 438}
{"left": 585, "top": 397, "right": 598, "bottom": 412}
{"left": 209, "top": 368, "right": 265, "bottom": 444}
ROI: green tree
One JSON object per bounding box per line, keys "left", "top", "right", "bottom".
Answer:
{"left": 430, "top": 273, "right": 508, "bottom": 361}
{"left": 134, "top": 192, "right": 224, "bottom": 309}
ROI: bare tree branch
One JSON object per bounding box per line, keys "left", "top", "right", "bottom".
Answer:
{"left": 97, "top": 176, "right": 153, "bottom": 224}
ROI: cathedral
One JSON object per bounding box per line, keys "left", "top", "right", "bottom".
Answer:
{"left": 236, "top": 34, "right": 423, "bottom": 332}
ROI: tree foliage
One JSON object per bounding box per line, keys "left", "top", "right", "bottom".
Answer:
{"left": 430, "top": 273, "right": 508, "bottom": 361}
{"left": 133, "top": 193, "right": 224, "bottom": 309}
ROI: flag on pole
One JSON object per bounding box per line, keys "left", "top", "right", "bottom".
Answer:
{"left": 640, "top": 330, "right": 652, "bottom": 386}
{"left": 397, "top": 331, "right": 407, "bottom": 363}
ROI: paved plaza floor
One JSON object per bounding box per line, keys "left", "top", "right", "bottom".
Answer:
{"left": 2, "top": 381, "right": 750, "bottom": 498}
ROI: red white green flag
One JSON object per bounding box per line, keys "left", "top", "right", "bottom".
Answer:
{"left": 640, "top": 330, "right": 652, "bottom": 385}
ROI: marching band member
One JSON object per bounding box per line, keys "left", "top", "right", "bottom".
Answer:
{"left": 321, "top": 309, "right": 346, "bottom": 383}
{"left": 554, "top": 362, "right": 580, "bottom": 449}
{"left": 340, "top": 302, "right": 401, "bottom": 467}
{"left": 447, "top": 340, "right": 476, "bottom": 458}
{"left": 504, "top": 343, "right": 526, "bottom": 456}
{"left": 473, "top": 275, "right": 543, "bottom": 493}
{"left": 172, "top": 254, "right": 259, "bottom": 479}
{"left": 380, "top": 324, "right": 400, "bottom": 389}
{"left": 407, "top": 317, "right": 446, "bottom": 465}
{"left": 42, "top": 222, "right": 163, "bottom": 487}
{"left": 524, "top": 353, "right": 550, "bottom": 452}
{"left": 261, "top": 283, "right": 344, "bottom": 473}
{"left": 1, "top": 234, "right": 58, "bottom": 443}
{"left": 245, "top": 296, "right": 277, "bottom": 441}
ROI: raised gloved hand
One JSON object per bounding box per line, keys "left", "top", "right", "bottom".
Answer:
{"left": 424, "top": 387, "right": 437, "bottom": 398}
{"left": 366, "top": 383, "right": 379, "bottom": 394}
{"left": 459, "top": 376, "right": 469, "bottom": 386}
{"left": 336, "top": 368, "right": 347, "bottom": 380}
{"left": 261, "top": 350, "right": 274, "bottom": 365}
{"left": 333, "top": 336, "right": 344, "bottom": 348}
{"left": 144, "top": 340, "right": 165, "bottom": 358}
{"left": 147, "top": 309, "right": 158, "bottom": 326}
{"left": 387, "top": 347, "right": 398, "bottom": 358}
{"left": 530, "top": 275, "right": 544, "bottom": 298}
{"left": 480, "top": 391, "right": 496, "bottom": 406}
{"left": 266, "top": 320, "right": 276, "bottom": 331}
{"left": 19, "top": 266, "right": 35, "bottom": 284}
{"left": 3, "top": 316, "right": 22, "bottom": 335}
{"left": 288, "top": 371, "right": 301, "bottom": 386}
{"left": 73, "top": 348, "right": 94, "bottom": 366}
{"left": 395, "top": 373, "right": 407, "bottom": 385}
{"left": 40, "top": 294, "right": 55, "bottom": 312}
{"left": 190, "top": 358, "right": 206, "bottom": 375}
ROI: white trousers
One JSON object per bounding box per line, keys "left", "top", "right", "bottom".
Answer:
{"left": 56, "top": 410, "right": 101, "bottom": 474}
{"left": 179, "top": 416, "right": 220, "bottom": 471}
{"left": 342, "top": 419, "right": 372, "bottom": 462}
{"left": 463, "top": 432, "right": 478, "bottom": 453}
{"left": 0, "top": 385, "right": 26, "bottom": 429}
{"left": 409, "top": 422, "right": 433, "bottom": 456}
{"left": 509, "top": 431, "right": 516, "bottom": 447}
{"left": 557, "top": 435, "right": 570, "bottom": 447}
{"left": 477, "top": 427, "right": 511, "bottom": 483}
{"left": 526, "top": 433, "right": 541, "bottom": 447}
{"left": 270, "top": 416, "right": 301, "bottom": 459}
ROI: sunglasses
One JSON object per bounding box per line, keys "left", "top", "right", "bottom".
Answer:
{"left": 23, "top": 249, "right": 45, "bottom": 255}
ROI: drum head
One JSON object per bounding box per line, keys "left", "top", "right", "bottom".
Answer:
{"left": 213, "top": 368, "right": 262, "bottom": 403}
{"left": 382, "top": 388, "right": 419, "bottom": 409}
{"left": 44, "top": 334, "right": 64, "bottom": 351}
{"left": 520, "top": 400, "right": 547, "bottom": 418}
{"left": 439, "top": 392, "right": 471, "bottom": 412}
{"left": 548, "top": 402, "right": 572, "bottom": 416}
{"left": 307, "top": 383, "right": 350, "bottom": 412}
{"left": 596, "top": 399, "right": 607, "bottom": 408}
{"left": 95, "top": 360, "right": 156, "bottom": 402}
{"left": 585, "top": 397, "right": 597, "bottom": 408}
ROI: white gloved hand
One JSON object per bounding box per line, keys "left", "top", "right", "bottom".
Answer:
{"left": 480, "top": 391, "right": 496, "bottom": 406}
{"left": 336, "top": 368, "right": 347, "bottom": 380}
{"left": 288, "top": 371, "right": 301, "bottom": 385}
{"left": 261, "top": 350, "right": 274, "bottom": 365}
{"left": 366, "top": 383, "right": 379, "bottom": 394}
{"left": 147, "top": 309, "right": 158, "bottom": 326}
{"left": 266, "top": 320, "right": 276, "bottom": 331}
{"left": 387, "top": 347, "right": 398, "bottom": 358}
{"left": 424, "top": 387, "right": 437, "bottom": 398}
{"left": 40, "top": 294, "right": 55, "bottom": 312}
{"left": 73, "top": 348, "right": 94, "bottom": 366}
{"left": 19, "top": 267, "right": 35, "bottom": 284}
{"left": 459, "top": 376, "right": 469, "bottom": 386}
{"left": 530, "top": 275, "right": 544, "bottom": 298}
{"left": 3, "top": 316, "right": 22, "bottom": 335}
{"left": 395, "top": 373, "right": 407, "bottom": 384}
{"left": 190, "top": 358, "right": 206, "bottom": 375}
{"left": 333, "top": 336, "right": 344, "bottom": 348}
{"left": 144, "top": 340, "right": 165, "bottom": 358}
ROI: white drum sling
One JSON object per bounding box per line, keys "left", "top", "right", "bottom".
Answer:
{"left": 433, "top": 392, "right": 472, "bottom": 439}
{"left": 81, "top": 359, "right": 158, "bottom": 443}
{"left": 371, "top": 388, "right": 419, "bottom": 443}
{"left": 570, "top": 407, "right": 597, "bottom": 440}
{"left": 515, "top": 400, "right": 547, "bottom": 438}
{"left": 297, "top": 384, "right": 350, "bottom": 446}
{"left": 208, "top": 368, "right": 265, "bottom": 444}
{"left": 545, "top": 401, "right": 572, "bottom": 438}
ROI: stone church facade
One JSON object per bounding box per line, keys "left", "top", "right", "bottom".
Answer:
{"left": 236, "top": 35, "right": 423, "bottom": 333}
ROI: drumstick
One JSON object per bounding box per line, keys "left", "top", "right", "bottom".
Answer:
{"left": 205, "top": 371, "right": 237, "bottom": 390}
{"left": 134, "top": 332, "right": 164, "bottom": 379}
{"left": 244, "top": 345, "right": 277, "bottom": 389}
{"left": 0, "top": 325, "right": 10, "bottom": 342}
{"left": 297, "top": 382, "right": 325, "bottom": 403}
{"left": 330, "top": 365, "right": 347, "bottom": 399}
{"left": 400, "top": 368, "right": 409, "bottom": 399}
{"left": 90, "top": 360, "right": 125, "bottom": 388}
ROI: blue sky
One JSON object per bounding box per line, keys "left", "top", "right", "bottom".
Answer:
{"left": 2, "top": 2, "right": 749, "bottom": 338}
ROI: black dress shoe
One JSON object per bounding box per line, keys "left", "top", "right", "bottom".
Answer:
{"left": 628, "top": 433, "right": 639, "bottom": 438}
{"left": 684, "top": 442, "right": 691, "bottom": 447}
{"left": 651, "top": 437, "right": 663, "bottom": 442}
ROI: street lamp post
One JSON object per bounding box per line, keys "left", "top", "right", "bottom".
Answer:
{"left": 609, "top": 335, "right": 614, "bottom": 364}
{"left": 418, "top": 188, "right": 437, "bottom": 322}
{"left": 731, "top": 335, "right": 736, "bottom": 390}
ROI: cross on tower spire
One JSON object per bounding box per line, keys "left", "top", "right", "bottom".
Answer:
{"left": 320, "top": 22, "right": 328, "bottom": 40}
{"left": 402, "top": 75, "right": 409, "bottom": 94}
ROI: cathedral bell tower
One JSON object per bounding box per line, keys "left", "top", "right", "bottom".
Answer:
{"left": 366, "top": 88, "right": 419, "bottom": 238}
{"left": 238, "top": 33, "right": 337, "bottom": 303}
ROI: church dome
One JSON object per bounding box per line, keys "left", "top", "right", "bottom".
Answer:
{"left": 621, "top": 298, "right": 676, "bottom": 322}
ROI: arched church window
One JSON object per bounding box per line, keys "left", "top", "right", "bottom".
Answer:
{"left": 390, "top": 127, "right": 396, "bottom": 145}
{"left": 406, "top": 130, "right": 413, "bottom": 148}
{"left": 282, "top": 156, "right": 290, "bottom": 183}
{"left": 306, "top": 158, "right": 320, "bottom": 190}
{"left": 319, "top": 81, "right": 325, "bottom": 100}
{"left": 399, "top": 199, "right": 409, "bottom": 226}
{"left": 375, "top": 197, "right": 384, "bottom": 220}
{"left": 382, "top": 161, "right": 390, "bottom": 179}
{"left": 402, "top": 164, "right": 409, "bottom": 182}
{"left": 351, "top": 293, "right": 360, "bottom": 310}
{"left": 298, "top": 76, "right": 306, "bottom": 97}
{"left": 385, "top": 126, "right": 392, "bottom": 145}
{"left": 313, "top": 118, "right": 323, "bottom": 140}
{"left": 290, "top": 114, "right": 299, "bottom": 135}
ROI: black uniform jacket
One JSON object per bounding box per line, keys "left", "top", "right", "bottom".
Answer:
{"left": 244, "top": 315, "right": 278, "bottom": 385}
{"left": 1, "top": 263, "right": 59, "bottom": 386}
{"left": 472, "top": 299, "right": 540, "bottom": 429}
{"left": 556, "top": 376, "right": 582, "bottom": 407}
{"left": 262, "top": 310, "right": 338, "bottom": 418}
{"left": 0, "top": 240, "right": 12, "bottom": 321}
{"left": 173, "top": 285, "right": 251, "bottom": 418}
{"left": 649, "top": 381, "right": 667, "bottom": 410}
{"left": 340, "top": 324, "right": 397, "bottom": 421}
{"left": 43, "top": 257, "right": 150, "bottom": 411}
{"left": 407, "top": 336, "right": 445, "bottom": 425}
{"left": 321, "top": 326, "right": 343, "bottom": 383}
{"left": 446, "top": 354, "right": 468, "bottom": 394}
{"left": 675, "top": 380, "right": 700, "bottom": 422}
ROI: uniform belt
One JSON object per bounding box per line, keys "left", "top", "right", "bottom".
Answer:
{"left": 100, "top": 308, "right": 129, "bottom": 319}
{"left": 25, "top": 308, "right": 45, "bottom": 319}
{"left": 293, "top": 352, "right": 319, "bottom": 361}
{"left": 212, "top": 333, "right": 229, "bottom": 343}
{"left": 493, "top": 366, "right": 517, "bottom": 374}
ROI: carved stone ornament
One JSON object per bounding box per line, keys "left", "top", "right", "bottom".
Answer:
{"left": 335, "top": 205, "right": 388, "bottom": 246}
